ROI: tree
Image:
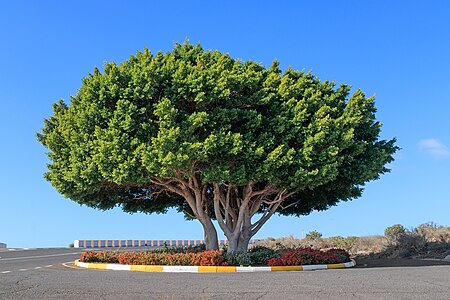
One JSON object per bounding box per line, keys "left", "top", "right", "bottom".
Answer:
{"left": 38, "top": 42, "right": 398, "bottom": 253}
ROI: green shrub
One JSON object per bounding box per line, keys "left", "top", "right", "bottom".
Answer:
{"left": 248, "top": 246, "right": 279, "bottom": 265}
{"left": 153, "top": 243, "right": 206, "bottom": 254}
{"left": 384, "top": 224, "right": 406, "bottom": 241}
{"left": 224, "top": 252, "right": 253, "bottom": 266}
{"left": 305, "top": 230, "right": 323, "bottom": 240}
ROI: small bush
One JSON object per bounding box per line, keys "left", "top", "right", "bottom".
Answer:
{"left": 326, "top": 248, "right": 351, "bottom": 262}
{"left": 384, "top": 224, "right": 406, "bottom": 241}
{"left": 110, "top": 250, "right": 226, "bottom": 266}
{"left": 165, "top": 252, "right": 199, "bottom": 266}
{"left": 80, "top": 251, "right": 120, "bottom": 263}
{"left": 248, "top": 246, "right": 279, "bottom": 265}
{"left": 118, "top": 252, "right": 166, "bottom": 265}
{"left": 305, "top": 231, "right": 323, "bottom": 240}
{"left": 267, "top": 247, "right": 349, "bottom": 266}
{"left": 197, "top": 250, "right": 225, "bottom": 266}
{"left": 159, "top": 243, "right": 206, "bottom": 254}
{"left": 415, "top": 222, "right": 450, "bottom": 242}
{"left": 224, "top": 252, "right": 253, "bottom": 266}
{"left": 378, "top": 223, "right": 450, "bottom": 258}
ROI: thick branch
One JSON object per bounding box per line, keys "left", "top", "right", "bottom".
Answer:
{"left": 232, "top": 182, "right": 255, "bottom": 236}
{"left": 190, "top": 176, "right": 209, "bottom": 223}
{"left": 213, "top": 183, "right": 233, "bottom": 237}
{"left": 250, "top": 190, "right": 294, "bottom": 236}
{"left": 151, "top": 177, "right": 199, "bottom": 218}
{"left": 223, "top": 185, "right": 237, "bottom": 230}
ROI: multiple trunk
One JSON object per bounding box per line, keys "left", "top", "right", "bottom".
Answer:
{"left": 212, "top": 181, "right": 293, "bottom": 252}
{"left": 151, "top": 175, "right": 294, "bottom": 253}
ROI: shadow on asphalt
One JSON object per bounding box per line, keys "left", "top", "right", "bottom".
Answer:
{"left": 354, "top": 257, "right": 450, "bottom": 268}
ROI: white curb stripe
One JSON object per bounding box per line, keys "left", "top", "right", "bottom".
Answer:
{"left": 76, "top": 261, "right": 89, "bottom": 268}
{"left": 236, "top": 266, "right": 272, "bottom": 272}
{"left": 344, "top": 260, "right": 355, "bottom": 268}
{"left": 302, "top": 264, "right": 327, "bottom": 271}
{"left": 163, "top": 266, "right": 198, "bottom": 272}
{"left": 106, "top": 264, "right": 131, "bottom": 271}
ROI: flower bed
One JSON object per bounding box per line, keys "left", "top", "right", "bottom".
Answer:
{"left": 79, "top": 247, "right": 350, "bottom": 267}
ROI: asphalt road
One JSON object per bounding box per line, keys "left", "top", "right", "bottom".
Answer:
{"left": 1, "top": 248, "right": 449, "bottom": 299}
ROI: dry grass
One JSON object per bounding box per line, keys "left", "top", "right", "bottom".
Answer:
{"left": 414, "top": 222, "right": 450, "bottom": 242}
{"left": 255, "top": 223, "right": 450, "bottom": 259}
{"left": 379, "top": 223, "right": 450, "bottom": 258}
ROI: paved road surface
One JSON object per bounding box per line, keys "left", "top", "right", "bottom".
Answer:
{"left": 0, "top": 248, "right": 82, "bottom": 274}
{"left": 1, "top": 248, "right": 449, "bottom": 299}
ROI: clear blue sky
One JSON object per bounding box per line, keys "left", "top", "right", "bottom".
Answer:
{"left": 1, "top": 1, "right": 449, "bottom": 248}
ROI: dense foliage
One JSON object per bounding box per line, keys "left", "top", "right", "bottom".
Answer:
{"left": 267, "top": 248, "right": 350, "bottom": 266}
{"left": 39, "top": 42, "right": 397, "bottom": 252}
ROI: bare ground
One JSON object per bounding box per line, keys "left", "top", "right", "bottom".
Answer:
{"left": 354, "top": 256, "right": 450, "bottom": 268}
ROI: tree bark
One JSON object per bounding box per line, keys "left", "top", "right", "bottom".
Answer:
{"left": 227, "top": 234, "right": 239, "bottom": 253}
{"left": 202, "top": 220, "right": 219, "bottom": 250}
{"left": 237, "top": 234, "right": 251, "bottom": 253}
{"left": 151, "top": 175, "right": 220, "bottom": 250}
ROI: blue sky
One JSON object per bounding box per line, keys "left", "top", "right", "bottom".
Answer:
{"left": 1, "top": 1, "right": 449, "bottom": 248}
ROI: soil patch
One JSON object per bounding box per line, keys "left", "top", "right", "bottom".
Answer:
{"left": 354, "top": 256, "right": 450, "bottom": 268}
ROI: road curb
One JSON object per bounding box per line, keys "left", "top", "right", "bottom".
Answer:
{"left": 74, "top": 259, "right": 356, "bottom": 273}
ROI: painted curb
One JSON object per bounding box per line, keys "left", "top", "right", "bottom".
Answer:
{"left": 74, "top": 259, "right": 356, "bottom": 273}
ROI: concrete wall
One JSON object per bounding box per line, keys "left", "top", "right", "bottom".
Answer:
{"left": 0, "top": 242, "right": 6, "bottom": 248}
{"left": 73, "top": 239, "right": 262, "bottom": 248}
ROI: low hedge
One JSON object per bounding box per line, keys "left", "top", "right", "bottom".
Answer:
{"left": 267, "top": 248, "right": 350, "bottom": 266}
{"left": 79, "top": 247, "right": 350, "bottom": 266}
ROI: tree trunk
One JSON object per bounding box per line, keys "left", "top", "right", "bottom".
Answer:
{"left": 237, "top": 232, "right": 251, "bottom": 253}
{"left": 151, "top": 176, "right": 221, "bottom": 250}
{"left": 151, "top": 177, "right": 292, "bottom": 254}
{"left": 202, "top": 220, "right": 219, "bottom": 250}
{"left": 211, "top": 182, "right": 293, "bottom": 254}
{"left": 226, "top": 223, "right": 252, "bottom": 253}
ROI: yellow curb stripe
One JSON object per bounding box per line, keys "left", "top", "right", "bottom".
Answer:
{"left": 197, "top": 266, "right": 237, "bottom": 272}
{"left": 130, "top": 265, "right": 146, "bottom": 272}
{"left": 146, "top": 266, "right": 164, "bottom": 272}
{"left": 89, "top": 263, "right": 108, "bottom": 270}
{"left": 327, "top": 263, "right": 345, "bottom": 269}
{"left": 216, "top": 266, "right": 236, "bottom": 272}
{"left": 198, "top": 266, "right": 217, "bottom": 272}
{"left": 130, "top": 265, "right": 163, "bottom": 272}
